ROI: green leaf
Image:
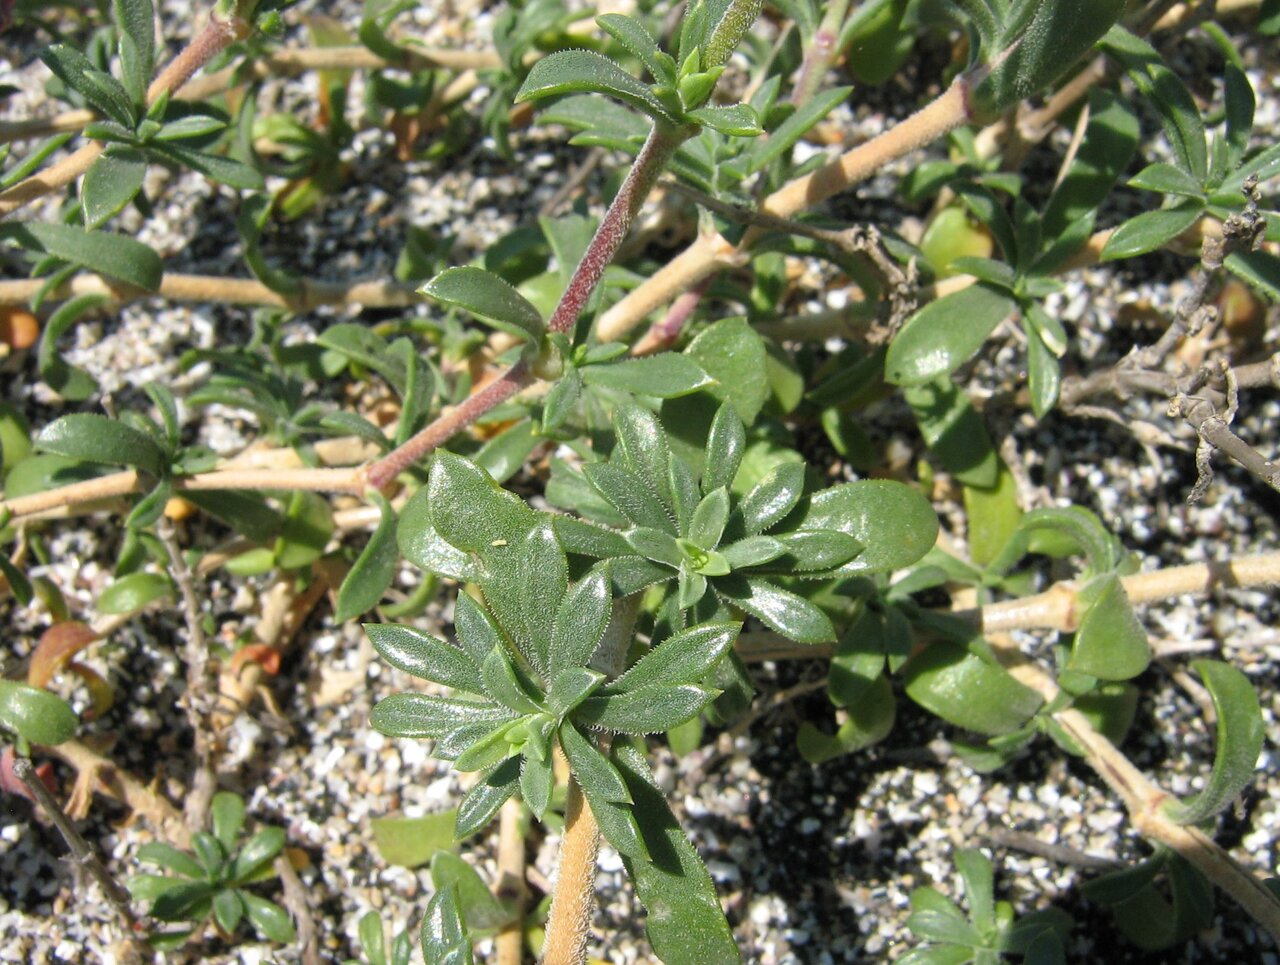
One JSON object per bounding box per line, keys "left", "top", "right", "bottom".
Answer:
{"left": 481, "top": 647, "right": 542, "bottom": 715}
{"left": 687, "top": 103, "right": 763, "bottom": 136}
{"left": 480, "top": 524, "right": 567, "bottom": 676}
{"left": 2, "top": 222, "right": 162, "bottom": 291}
{"left": 885, "top": 284, "right": 1017, "bottom": 386}
{"left": 82, "top": 147, "right": 147, "bottom": 229}
{"left": 38, "top": 45, "right": 136, "bottom": 127}
{"left": 690, "top": 487, "right": 730, "bottom": 548}
{"left": 1163, "top": 660, "right": 1264, "bottom": 825}
{"left": 519, "top": 751, "right": 555, "bottom": 819}
{"left": 335, "top": 493, "right": 399, "bottom": 621}
{"left": 0, "top": 680, "right": 79, "bottom": 745}
{"left": 211, "top": 792, "right": 246, "bottom": 851}
{"left": 397, "top": 490, "right": 485, "bottom": 583}
{"left": 597, "top": 13, "right": 673, "bottom": 84}
{"left": 515, "top": 48, "right": 677, "bottom": 124}
{"left": 430, "top": 851, "right": 515, "bottom": 932}
{"left": 472, "top": 419, "right": 539, "bottom": 485}
{"left": 683, "top": 317, "right": 769, "bottom": 424}
{"left": 701, "top": 402, "right": 745, "bottom": 494}
{"left": 148, "top": 879, "right": 215, "bottom": 921}
{"left": 905, "top": 909, "right": 983, "bottom": 947}
{"left": 146, "top": 142, "right": 265, "bottom": 191}
{"left": 613, "top": 741, "right": 740, "bottom": 965}
{"left": 902, "top": 638, "right": 1044, "bottom": 735}
{"left": 972, "top": 0, "right": 1125, "bottom": 121}
{"left": 113, "top": 0, "right": 155, "bottom": 105}
{"left": 1224, "top": 250, "right": 1280, "bottom": 302}
{"left": 736, "top": 462, "right": 805, "bottom": 536}
{"left": 607, "top": 622, "right": 741, "bottom": 694}
{"left": 1099, "top": 26, "right": 1207, "bottom": 181}
{"left": 230, "top": 826, "right": 286, "bottom": 882}
{"left": 212, "top": 889, "right": 244, "bottom": 935}
{"left": 576, "top": 684, "right": 719, "bottom": 733}
{"left": 720, "top": 535, "right": 786, "bottom": 569}
{"left": 956, "top": 848, "right": 995, "bottom": 933}
{"left": 1041, "top": 90, "right": 1139, "bottom": 242}
{"left": 767, "top": 530, "right": 861, "bottom": 572}
{"left": 420, "top": 883, "right": 473, "bottom": 965}
{"left": 791, "top": 480, "right": 939, "bottom": 575}
{"left": 1025, "top": 312, "right": 1062, "bottom": 419}
{"left": 274, "top": 490, "right": 334, "bottom": 570}
{"left": 611, "top": 403, "right": 674, "bottom": 508}
{"left": 797, "top": 673, "right": 895, "bottom": 764}
{"left": 1100, "top": 200, "right": 1204, "bottom": 261}
{"left": 136, "top": 842, "right": 204, "bottom": 879}
{"left": 580, "top": 354, "right": 715, "bottom": 398}
{"left": 745, "top": 86, "right": 852, "bottom": 174}
{"left": 1067, "top": 575, "right": 1150, "bottom": 681}
{"left": 366, "top": 623, "right": 483, "bottom": 694}
{"left": 371, "top": 693, "right": 514, "bottom": 739}
{"left": 1128, "top": 162, "right": 1204, "bottom": 198}
{"left": 905, "top": 379, "right": 998, "bottom": 488}
{"left": 559, "top": 722, "right": 631, "bottom": 803}
{"left": 585, "top": 462, "right": 676, "bottom": 533}
{"left": 963, "top": 462, "right": 1022, "bottom": 569}
{"left": 426, "top": 452, "right": 539, "bottom": 554}
{"left": 628, "top": 527, "right": 683, "bottom": 566}
{"left": 98, "top": 571, "right": 174, "bottom": 615}
{"left": 371, "top": 811, "right": 457, "bottom": 868}
{"left": 548, "top": 568, "right": 612, "bottom": 676}
{"left": 455, "top": 758, "right": 521, "bottom": 839}
{"left": 35, "top": 413, "right": 166, "bottom": 477}
{"left": 242, "top": 892, "right": 295, "bottom": 944}
{"left": 36, "top": 294, "right": 103, "bottom": 402}
{"left": 420, "top": 267, "right": 545, "bottom": 341}
{"left": 715, "top": 575, "right": 834, "bottom": 643}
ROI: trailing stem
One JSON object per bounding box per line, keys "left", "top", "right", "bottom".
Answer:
{"left": 0, "top": 12, "right": 250, "bottom": 218}
{"left": 595, "top": 76, "right": 975, "bottom": 343}
{"left": 364, "top": 122, "right": 692, "bottom": 490}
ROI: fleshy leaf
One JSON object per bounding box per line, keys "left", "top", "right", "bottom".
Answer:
{"left": 1163, "top": 660, "right": 1264, "bottom": 825}
{"left": 366, "top": 623, "right": 483, "bottom": 694}
{"left": 613, "top": 741, "right": 740, "bottom": 964}
{"left": 420, "top": 267, "right": 545, "bottom": 341}
{"left": 885, "top": 284, "right": 1017, "bottom": 386}
{"left": 515, "top": 48, "right": 677, "bottom": 124}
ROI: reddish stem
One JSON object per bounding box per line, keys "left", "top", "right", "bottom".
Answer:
{"left": 365, "top": 123, "right": 692, "bottom": 488}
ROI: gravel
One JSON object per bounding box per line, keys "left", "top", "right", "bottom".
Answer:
{"left": 2, "top": 2, "right": 1279, "bottom": 964}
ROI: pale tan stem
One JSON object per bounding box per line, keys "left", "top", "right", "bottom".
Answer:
{"left": 0, "top": 142, "right": 105, "bottom": 217}
{"left": 969, "top": 552, "right": 1280, "bottom": 634}
{"left": 0, "top": 14, "right": 249, "bottom": 218}
{"left": 987, "top": 634, "right": 1280, "bottom": 946}
{"left": 496, "top": 797, "right": 527, "bottom": 965}
{"left": 542, "top": 779, "right": 600, "bottom": 965}
{"left": 0, "top": 272, "right": 420, "bottom": 309}
{"left": 49, "top": 738, "right": 184, "bottom": 832}
{"left": 1153, "top": 0, "right": 1263, "bottom": 30}
{"left": 0, "top": 466, "right": 362, "bottom": 521}
{"left": 595, "top": 80, "right": 972, "bottom": 342}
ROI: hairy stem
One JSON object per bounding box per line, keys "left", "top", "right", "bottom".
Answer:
{"left": 542, "top": 778, "right": 601, "bottom": 965}
{"left": 0, "top": 13, "right": 249, "bottom": 218}
{"left": 986, "top": 632, "right": 1280, "bottom": 947}
{"left": 366, "top": 123, "right": 692, "bottom": 489}
{"left": 595, "top": 76, "right": 973, "bottom": 342}
{"left": 0, "top": 272, "right": 419, "bottom": 309}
